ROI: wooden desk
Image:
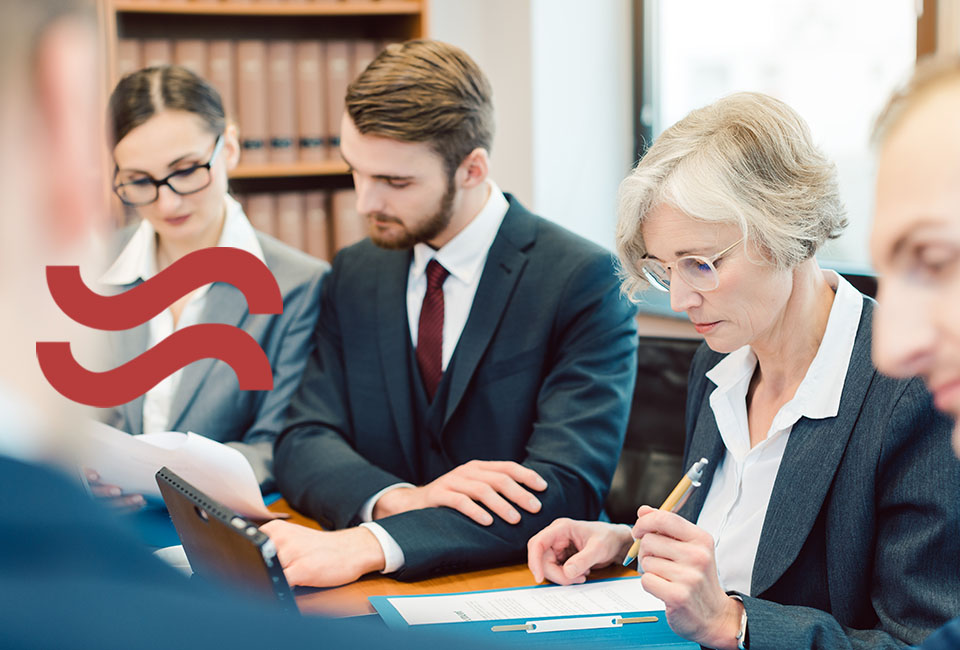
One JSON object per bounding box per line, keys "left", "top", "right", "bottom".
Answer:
{"left": 270, "top": 499, "right": 637, "bottom": 617}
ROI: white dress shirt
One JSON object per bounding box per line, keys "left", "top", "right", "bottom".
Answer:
{"left": 99, "top": 196, "right": 266, "bottom": 434}
{"left": 360, "top": 181, "right": 509, "bottom": 573}
{"left": 695, "top": 271, "right": 862, "bottom": 595}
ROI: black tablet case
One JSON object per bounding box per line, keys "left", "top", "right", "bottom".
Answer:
{"left": 155, "top": 467, "right": 298, "bottom": 614}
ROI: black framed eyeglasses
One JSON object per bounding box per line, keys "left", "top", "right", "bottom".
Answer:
{"left": 113, "top": 135, "right": 224, "bottom": 207}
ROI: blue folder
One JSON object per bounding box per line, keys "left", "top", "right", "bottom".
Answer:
{"left": 369, "top": 577, "right": 699, "bottom": 649}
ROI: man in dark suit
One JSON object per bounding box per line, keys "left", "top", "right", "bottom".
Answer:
{"left": 262, "top": 40, "right": 638, "bottom": 586}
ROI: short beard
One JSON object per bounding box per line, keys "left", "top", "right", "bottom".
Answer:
{"left": 367, "top": 173, "right": 456, "bottom": 250}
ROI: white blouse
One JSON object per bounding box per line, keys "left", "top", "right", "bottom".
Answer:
{"left": 695, "top": 271, "right": 862, "bottom": 595}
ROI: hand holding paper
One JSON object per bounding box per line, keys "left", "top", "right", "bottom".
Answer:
{"left": 83, "top": 467, "right": 146, "bottom": 511}
{"left": 79, "top": 420, "right": 282, "bottom": 520}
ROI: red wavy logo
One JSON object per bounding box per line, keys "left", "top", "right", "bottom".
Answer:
{"left": 37, "top": 247, "right": 283, "bottom": 408}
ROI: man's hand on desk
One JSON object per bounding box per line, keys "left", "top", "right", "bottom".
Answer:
{"left": 259, "top": 521, "right": 385, "bottom": 587}
{"left": 372, "top": 460, "right": 547, "bottom": 526}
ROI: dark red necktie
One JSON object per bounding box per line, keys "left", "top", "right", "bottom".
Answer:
{"left": 417, "top": 259, "right": 450, "bottom": 401}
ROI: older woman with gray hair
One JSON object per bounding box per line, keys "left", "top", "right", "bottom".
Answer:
{"left": 527, "top": 92, "right": 960, "bottom": 649}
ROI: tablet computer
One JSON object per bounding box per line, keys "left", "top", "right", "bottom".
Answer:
{"left": 155, "top": 466, "right": 298, "bottom": 614}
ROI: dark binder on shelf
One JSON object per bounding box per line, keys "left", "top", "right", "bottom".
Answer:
{"left": 208, "top": 40, "right": 236, "bottom": 122}
{"left": 116, "top": 39, "right": 141, "bottom": 79}
{"left": 245, "top": 192, "right": 276, "bottom": 237}
{"left": 174, "top": 39, "right": 208, "bottom": 78}
{"left": 325, "top": 40, "right": 352, "bottom": 160}
{"left": 332, "top": 188, "right": 366, "bottom": 252}
{"left": 296, "top": 40, "right": 326, "bottom": 162}
{"left": 268, "top": 40, "right": 297, "bottom": 163}
{"left": 352, "top": 39, "right": 377, "bottom": 79}
{"left": 236, "top": 40, "right": 269, "bottom": 165}
{"left": 304, "top": 190, "right": 331, "bottom": 261}
{"left": 142, "top": 39, "right": 173, "bottom": 68}
{"left": 275, "top": 192, "right": 305, "bottom": 251}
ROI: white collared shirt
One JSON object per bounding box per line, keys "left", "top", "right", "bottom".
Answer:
{"left": 406, "top": 181, "right": 509, "bottom": 370}
{"left": 695, "top": 271, "right": 862, "bottom": 595}
{"left": 360, "top": 181, "right": 509, "bottom": 574}
{"left": 99, "top": 195, "right": 265, "bottom": 434}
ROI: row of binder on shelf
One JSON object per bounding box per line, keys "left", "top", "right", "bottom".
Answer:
{"left": 116, "top": 38, "right": 387, "bottom": 165}
{"left": 234, "top": 189, "right": 367, "bottom": 262}
{"left": 117, "top": 1, "right": 387, "bottom": 4}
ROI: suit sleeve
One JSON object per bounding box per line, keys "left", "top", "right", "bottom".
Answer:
{"left": 740, "top": 378, "right": 960, "bottom": 650}
{"left": 375, "top": 253, "right": 639, "bottom": 580}
{"left": 916, "top": 618, "right": 960, "bottom": 650}
{"left": 274, "top": 254, "right": 411, "bottom": 529}
{"left": 227, "top": 264, "right": 326, "bottom": 491}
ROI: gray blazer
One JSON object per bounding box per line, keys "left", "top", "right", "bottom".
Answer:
{"left": 679, "top": 298, "right": 960, "bottom": 649}
{"left": 102, "top": 231, "right": 327, "bottom": 491}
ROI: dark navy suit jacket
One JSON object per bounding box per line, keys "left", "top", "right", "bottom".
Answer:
{"left": 275, "top": 196, "right": 638, "bottom": 580}
{"left": 0, "top": 455, "right": 497, "bottom": 650}
{"left": 915, "top": 617, "right": 960, "bottom": 649}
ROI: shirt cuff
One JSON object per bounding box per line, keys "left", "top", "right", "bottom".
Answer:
{"left": 359, "top": 522, "right": 406, "bottom": 574}
{"left": 358, "top": 482, "right": 416, "bottom": 522}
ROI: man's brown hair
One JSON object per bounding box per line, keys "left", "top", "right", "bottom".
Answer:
{"left": 345, "top": 39, "right": 494, "bottom": 177}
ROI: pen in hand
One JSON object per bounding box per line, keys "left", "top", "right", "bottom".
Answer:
{"left": 621, "top": 457, "right": 709, "bottom": 567}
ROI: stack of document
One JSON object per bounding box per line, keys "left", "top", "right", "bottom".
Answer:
{"left": 371, "top": 577, "right": 698, "bottom": 649}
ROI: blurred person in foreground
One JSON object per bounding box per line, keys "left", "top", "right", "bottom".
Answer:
{"left": 870, "top": 55, "right": 960, "bottom": 650}
{"left": 0, "top": 2, "right": 495, "bottom": 649}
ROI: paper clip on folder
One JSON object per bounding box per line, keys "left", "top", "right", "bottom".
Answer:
{"left": 491, "top": 615, "right": 659, "bottom": 633}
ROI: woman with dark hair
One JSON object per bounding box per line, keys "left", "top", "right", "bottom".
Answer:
{"left": 87, "top": 65, "right": 327, "bottom": 503}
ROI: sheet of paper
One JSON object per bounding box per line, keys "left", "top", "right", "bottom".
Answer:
{"left": 387, "top": 577, "right": 665, "bottom": 626}
{"left": 79, "top": 420, "right": 281, "bottom": 520}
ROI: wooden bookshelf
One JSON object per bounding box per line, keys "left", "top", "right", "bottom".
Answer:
{"left": 230, "top": 160, "right": 350, "bottom": 180}
{"left": 111, "top": 1, "right": 423, "bottom": 17}
{"left": 101, "top": 0, "right": 427, "bottom": 181}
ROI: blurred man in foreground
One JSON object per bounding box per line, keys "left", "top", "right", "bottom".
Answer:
{"left": 870, "top": 56, "right": 960, "bottom": 650}
{"left": 0, "top": 3, "right": 494, "bottom": 648}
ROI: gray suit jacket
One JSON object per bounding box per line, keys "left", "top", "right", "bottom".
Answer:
{"left": 678, "top": 298, "right": 960, "bottom": 649}
{"left": 102, "top": 231, "right": 327, "bottom": 491}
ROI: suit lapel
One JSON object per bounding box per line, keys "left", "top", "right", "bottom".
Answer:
{"left": 750, "top": 300, "right": 876, "bottom": 596}
{"left": 676, "top": 399, "right": 725, "bottom": 522}
{"left": 377, "top": 250, "right": 420, "bottom": 475}
{"left": 442, "top": 204, "right": 533, "bottom": 428}
{"left": 167, "top": 283, "right": 249, "bottom": 432}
